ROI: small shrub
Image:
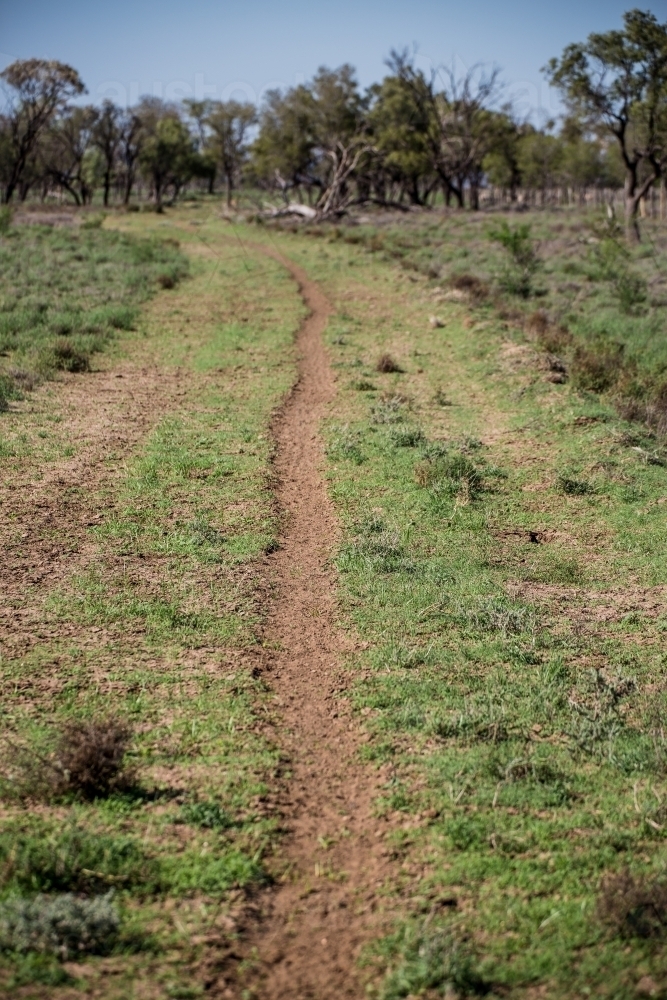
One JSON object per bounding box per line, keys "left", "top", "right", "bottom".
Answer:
{"left": 80, "top": 213, "right": 106, "bottom": 230}
{"left": 570, "top": 342, "right": 624, "bottom": 393}
{"left": 0, "top": 893, "right": 118, "bottom": 959}
{"left": 51, "top": 339, "right": 90, "bottom": 373}
{"left": 558, "top": 475, "right": 593, "bottom": 496}
{"left": 371, "top": 394, "right": 407, "bottom": 424}
{"left": 389, "top": 426, "right": 424, "bottom": 448}
{"left": 350, "top": 379, "right": 376, "bottom": 391}
{"left": 180, "top": 800, "right": 233, "bottom": 830}
{"left": 157, "top": 272, "right": 176, "bottom": 289}
{"left": 460, "top": 597, "right": 535, "bottom": 637}
{"left": 0, "top": 375, "right": 13, "bottom": 412}
{"left": 449, "top": 272, "right": 489, "bottom": 303}
{"left": 488, "top": 221, "right": 540, "bottom": 298}
{"left": 50, "top": 719, "right": 132, "bottom": 800}
{"left": 599, "top": 869, "right": 667, "bottom": 938}
{"left": 376, "top": 354, "right": 403, "bottom": 374}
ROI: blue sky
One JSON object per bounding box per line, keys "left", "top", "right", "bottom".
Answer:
{"left": 1, "top": 1, "right": 662, "bottom": 119}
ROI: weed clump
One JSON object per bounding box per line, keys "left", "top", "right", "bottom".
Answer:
{"left": 51, "top": 338, "right": 90, "bottom": 373}
{"left": 0, "top": 206, "right": 13, "bottom": 234}
{"left": 415, "top": 452, "right": 484, "bottom": 502}
{"left": 570, "top": 342, "right": 624, "bottom": 393}
{"left": 558, "top": 475, "right": 593, "bottom": 496}
{"left": 371, "top": 394, "right": 408, "bottom": 424}
{"left": 380, "top": 923, "right": 490, "bottom": 999}
{"left": 52, "top": 719, "right": 133, "bottom": 800}
{"left": 448, "top": 272, "right": 489, "bottom": 304}
{"left": 376, "top": 354, "right": 403, "bottom": 374}
{"left": 599, "top": 869, "right": 667, "bottom": 938}
{"left": 180, "top": 800, "right": 233, "bottom": 830}
{"left": 0, "top": 893, "right": 118, "bottom": 959}
{"left": 389, "top": 426, "right": 424, "bottom": 448}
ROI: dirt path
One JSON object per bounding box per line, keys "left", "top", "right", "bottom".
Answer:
{"left": 235, "top": 249, "right": 397, "bottom": 1000}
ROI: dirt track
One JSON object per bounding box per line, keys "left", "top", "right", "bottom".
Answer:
{"left": 236, "top": 249, "right": 397, "bottom": 999}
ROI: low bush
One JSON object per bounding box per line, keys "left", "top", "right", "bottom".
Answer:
{"left": 52, "top": 718, "right": 133, "bottom": 800}
{"left": 0, "top": 893, "right": 118, "bottom": 959}
{"left": 51, "top": 338, "right": 90, "bottom": 373}
{"left": 376, "top": 354, "right": 403, "bottom": 373}
{"left": 488, "top": 221, "right": 540, "bottom": 298}
{"left": 449, "top": 273, "right": 489, "bottom": 304}
{"left": 570, "top": 342, "right": 625, "bottom": 393}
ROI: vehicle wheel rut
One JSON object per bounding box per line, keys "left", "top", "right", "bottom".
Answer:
{"left": 234, "top": 247, "right": 397, "bottom": 1000}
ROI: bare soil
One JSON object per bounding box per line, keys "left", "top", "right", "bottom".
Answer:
{"left": 232, "top": 249, "right": 398, "bottom": 1000}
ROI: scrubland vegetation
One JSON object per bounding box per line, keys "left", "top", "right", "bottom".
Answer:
{"left": 2, "top": 6, "right": 667, "bottom": 999}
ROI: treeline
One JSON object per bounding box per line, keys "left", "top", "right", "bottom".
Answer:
{"left": 1, "top": 9, "right": 666, "bottom": 235}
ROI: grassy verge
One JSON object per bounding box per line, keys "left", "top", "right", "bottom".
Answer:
{"left": 261, "top": 217, "right": 667, "bottom": 997}
{"left": 0, "top": 209, "right": 302, "bottom": 995}
{"left": 0, "top": 216, "right": 187, "bottom": 404}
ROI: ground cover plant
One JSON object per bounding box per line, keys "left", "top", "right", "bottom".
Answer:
{"left": 254, "top": 208, "right": 667, "bottom": 997}
{"left": 0, "top": 218, "right": 187, "bottom": 400}
{"left": 0, "top": 207, "right": 303, "bottom": 995}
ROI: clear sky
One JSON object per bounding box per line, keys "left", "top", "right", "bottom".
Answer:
{"left": 0, "top": 1, "right": 662, "bottom": 119}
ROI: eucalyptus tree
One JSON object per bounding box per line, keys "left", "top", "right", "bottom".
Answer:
{"left": 546, "top": 8, "right": 667, "bottom": 238}
{"left": 205, "top": 100, "right": 256, "bottom": 206}
{"left": 0, "top": 58, "right": 85, "bottom": 202}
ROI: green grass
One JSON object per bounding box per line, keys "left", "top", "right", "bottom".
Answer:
{"left": 0, "top": 211, "right": 302, "bottom": 994}
{"left": 259, "top": 213, "right": 667, "bottom": 997}
{"left": 0, "top": 222, "right": 188, "bottom": 383}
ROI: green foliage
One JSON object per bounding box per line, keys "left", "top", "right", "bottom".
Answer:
{"left": 0, "top": 225, "right": 187, "bottom": 386}
{"left": 0, "top": 892, "right": 118, "bottom": 958}
{"left": 488, "top": 221, "right": 540, "bottom": 297}
{"left": 0, "top": 207, "right": 13, "bottom": 235}
{"left": 379, "top": 923, "right": 489, "bottom": 998}
{"left": 0, "top": 823, "right": 155, "bottom": 895}
{"left": 180, "top": 800, "right": 233, "bottom": 830}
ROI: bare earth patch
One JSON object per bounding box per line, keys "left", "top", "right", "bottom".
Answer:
{"left": 231, "top": 248, "right": 399, "bottom": 1000}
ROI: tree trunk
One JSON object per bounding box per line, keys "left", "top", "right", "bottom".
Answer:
{"left": 103, "top": 170, "right": 111, "bottom": 206}
{"left": 226, "top": 172, "right": 233, "bottom": 208}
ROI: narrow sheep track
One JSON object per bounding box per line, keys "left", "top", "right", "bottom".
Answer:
{"left": 231, "top": 247, "right": 398, "bottom": 1000}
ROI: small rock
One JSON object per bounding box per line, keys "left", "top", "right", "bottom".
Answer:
{"left": 429, "top": 316, "right": 444, "bottom": 329}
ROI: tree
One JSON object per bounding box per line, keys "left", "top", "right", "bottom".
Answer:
{"left": 252, "top": 86, "right": 318, "bottom": 199}
{"left": 0, "top": 58, "right": 85, "bottom": 203}
{"left": 118, "top": 108, "right": 143, "bottom": 205}
{"left": 45, "top": 105, "right": 98, "bottom": 204}
{"left": 139, "top": 109, "right": 195, "bottom": 209}
{"left": 206, "top": 100, "right": 256, "bottom": 206}
{"left": 546, "top": 9, "right": 667, "bottom": 239}
{"left": 92, "top": 100, "right": 121, "bottom": 206}
{"left": 387, "top": 51, "right": 503, "bottom": 209}
{"left": 368, "top": 74, "right": 434, "bottom": 205}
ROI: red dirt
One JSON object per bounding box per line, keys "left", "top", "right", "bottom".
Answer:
{"left": 232, "top": 248, "right": 398, "bottom": 999}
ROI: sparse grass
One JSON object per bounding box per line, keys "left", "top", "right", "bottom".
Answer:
{"left": 270, "top": 211, "right": 667, "bottom": 996}
{"left": 0, "top": 222, "right": 188, "bottom": 387}
{"left": 0, "top": 209, "right": 303, "bottom": 993}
